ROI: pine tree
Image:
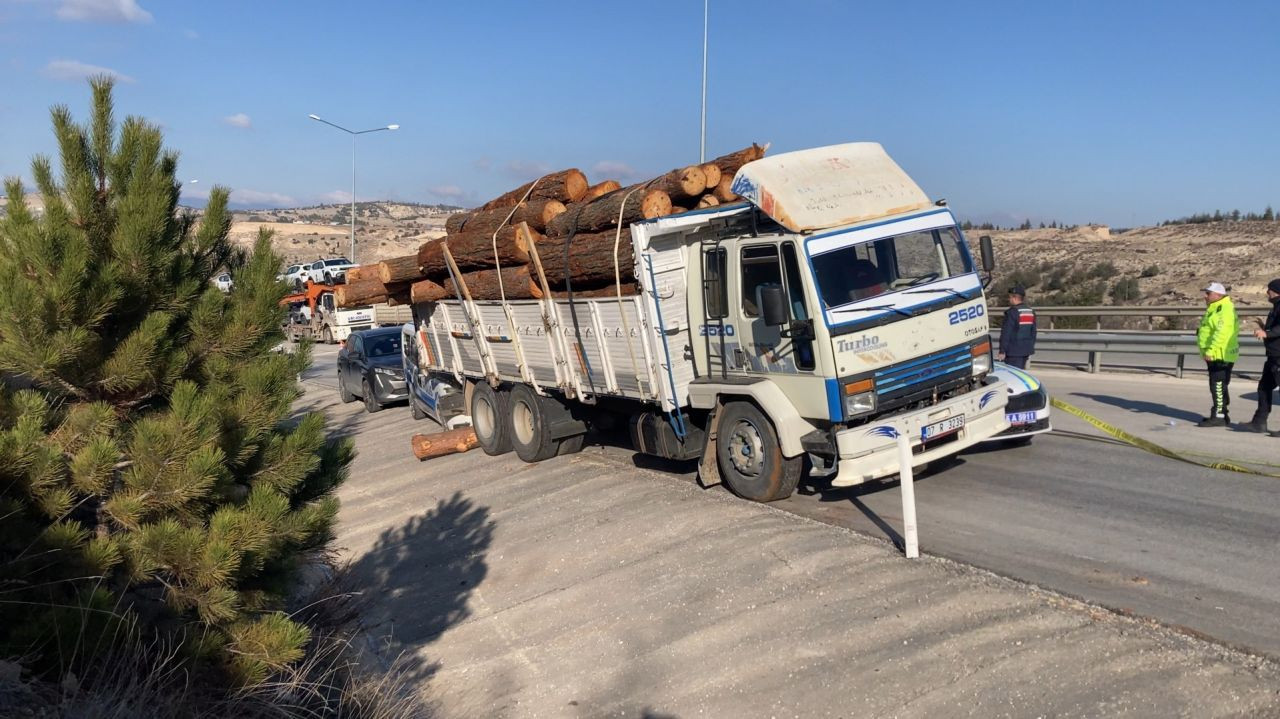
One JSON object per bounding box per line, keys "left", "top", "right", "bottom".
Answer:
{"left": 0, "top": 78, "right": 351, "bottom": 685}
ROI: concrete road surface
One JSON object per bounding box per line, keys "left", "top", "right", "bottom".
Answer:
{"left": 299, "top": 345, "right": 1280, "bottom": 717}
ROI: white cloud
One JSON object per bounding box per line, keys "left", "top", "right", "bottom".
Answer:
{"left": 56, "top": 0, "right": 153, "bottom": 23}
{"left": 319, "top": 190, "right": 353, "bottom": 204}
{"left": 428, "top": 185, "right": 475, "bottom": 205}
{"left": 592, "top": 160, "right": 641, "bottom": 181}
{"left": 42, "top": 59, "right": 135, "bottom": 83}
{"left": 231, "top": 188, "right": 295, "bottom": 206}
{"left": 505, "top": 160, "right": 552, "bottom": 180}
{"left": 222, "top": 113, "right": 251, "bottom": 129}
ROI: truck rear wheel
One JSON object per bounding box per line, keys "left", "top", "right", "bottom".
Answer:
{"left": 716, "top": 401, "right": 802, "bottom": 502}
{"left": 509, "top": 384, "right": 560, "bottom": 463}
{"left": 471, "top": 383, "right": 512, "bottom": 456}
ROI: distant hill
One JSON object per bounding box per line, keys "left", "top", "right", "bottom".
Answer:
{"left": 224, "top": 201, "right": 455, "bottom": 265}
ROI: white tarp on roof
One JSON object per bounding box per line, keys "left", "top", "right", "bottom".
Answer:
{"left": 730, "top": 142, "right": 933, "bottom": 233}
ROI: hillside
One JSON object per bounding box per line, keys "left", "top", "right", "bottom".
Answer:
{"left": 226, "top": 201, "right": 457, "bottom": 266}
{"left": 981, "top": 221, "right": 1280, "bottom": 306}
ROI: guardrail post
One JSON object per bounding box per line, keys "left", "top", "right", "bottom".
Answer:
{"left": 897, "top": 433, "right": 919, "bottom": 559}
{"left": 1176, "top": 354, "right": 1185, "bottom": 379}
{"left": 1089, "top": 351, "right": 1101, "bottom": 373}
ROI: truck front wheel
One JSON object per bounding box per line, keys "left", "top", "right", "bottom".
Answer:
{"left": 716, "top": 401, "right": 802, "bottom": 502}
{"left": 472, "top": 383, "right": 512, "bottom": 456}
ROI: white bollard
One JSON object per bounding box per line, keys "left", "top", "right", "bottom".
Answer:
{"left": 897, "top": 432, "right": 919, "bottom": 559}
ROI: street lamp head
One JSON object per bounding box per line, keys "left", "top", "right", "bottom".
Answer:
{"left": 308, "top": 114, "right": 322, "bottom": 120}
{"left": 387, "top": 124, "right": 400, "bottom": 130}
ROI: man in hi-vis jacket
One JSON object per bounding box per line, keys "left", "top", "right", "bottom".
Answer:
{"left": 998, "top": 286, "right": 1037, "bottom": 369}
{"left": 1195, "top": 281, "right": 1239, "bottom": 427}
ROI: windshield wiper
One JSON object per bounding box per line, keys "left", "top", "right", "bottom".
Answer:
{"left": 903, "top": 286, "right": 969, "bottom": 299}
{"left": 836, "top": 303, "right": 912, "bottom": 317}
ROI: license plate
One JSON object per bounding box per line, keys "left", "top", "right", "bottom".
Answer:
{"left": 1007, "top": 411, "right": 1038, "bottom": 425}
{"left": 922, "top": 415, "right": 964, "bottom": 440}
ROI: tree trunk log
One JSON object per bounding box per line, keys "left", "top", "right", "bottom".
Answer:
{"left": 546, "top": 187, "right": 671, "bottom": 237}
{"left": 670, "top": 205, "right": 689, "bottom": 214}
{"left": 345, "top": 266, "right": 372, "bottom": 282}
{"left": 712, "top": 175, "right": 739, "bottom": 202}
{"left": 696, "top": 194, "right": 720, "bottom": 210}
{"left": 410, "top": 278, "right": 448, "bottom": 303}
{"left": 411, "top": 428, "right": 479, "bottom": 460}
{"left": 581, "top": 180, "right": 621, "bottom": 202}
{"left": 417, "top": 223, "right": 538, "bottom": 277}
{"left": 335, "top": 276, "right": 387, "bottom": 307}
{"left": 548, "top": 282, "right": 639, "bottom": 299}
{"left": 445, "top": 199, "right": 566, "bottom": 235}
{"left": 646, "top": 165, "right": 705, "bottom": 201}
{"left": 378, "top": 254, "right": 423, "bottom": 284}
{"left": 534, "top": 228, "right": 635, "bottom": 287}
{"left": 699, "top": 162, "right": 722, "bottom": 191}
{"left": 709, "top": 142, "right": 768, "bottom": 177}
{"left": 478, "top": 169, "right": 589, "bottom": 210}
{"left": 446, "top": 265, "right": 539, "bottom": 301}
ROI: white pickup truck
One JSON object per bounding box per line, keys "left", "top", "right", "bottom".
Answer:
{"left": 304, "top": 257, "right": 357, "bottom": 285}
{"left": 404, "top": 142, "right": 1009, "bottom": 501}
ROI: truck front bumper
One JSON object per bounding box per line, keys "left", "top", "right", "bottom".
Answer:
{"left": 334, "top": 324, "right": 370, "bottom": 342}
{"left": 830, "top": 382, "right": 1009, "bottom": 487}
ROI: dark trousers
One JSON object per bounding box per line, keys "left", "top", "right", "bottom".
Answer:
{"left": 1256, "top": 357, "right": 1280, "bottom": 420}
{"left": 1206, "top": 360, "right": 1233, "bottom": 417}
{"left": 1004, "top": 355, "right": 1028, "bottom": 369}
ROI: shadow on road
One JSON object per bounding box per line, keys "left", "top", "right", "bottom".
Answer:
{"left": 797, "top": 462, "right": 957, "bottom": 549}
{"left": 344, "top": 491, "right": 495, "bottom": 685}
{"left": 1070, "top": 392, "right": 1203, "bottom": 423}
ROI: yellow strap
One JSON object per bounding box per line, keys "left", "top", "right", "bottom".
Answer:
{"left": 1049, "top": 397, "right": 1280, "bottom": 478}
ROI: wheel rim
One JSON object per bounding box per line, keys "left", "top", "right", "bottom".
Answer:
{"left": 512, "top": 398, "right": 535, "bottom": 445}
{"left": 474, "top": 396, "right": 496, "bottom": 440}
{"left": 726, "top": 419, "right": 765, "bottom": 477}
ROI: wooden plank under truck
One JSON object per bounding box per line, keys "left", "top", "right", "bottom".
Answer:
{"left": 404, "top": 142, "right": 1009, "bottom": 501}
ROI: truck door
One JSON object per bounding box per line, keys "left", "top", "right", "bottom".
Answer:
{"left": 732, "top": 241, "right": 815, "bottom": 375}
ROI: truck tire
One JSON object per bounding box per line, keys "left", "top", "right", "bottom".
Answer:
{"left": 508, "top": 384, "right": 560, "bottom": 463}
{"left": 362, "top": 379, "right": 382, "bottom": 413}
{"left": 716, "top": 401, "right": 802, "bottom": 502}
{"left": 321, "top": 326, "right": 333, "bottom": 344}
{"left": 410, "top": 397, "right": 428, "bottom": 420}
{"left": 339, "top": 373, "right": 356, "bottom": 403}
{"left": 556, "top": 433, "right": 586, "bottom": 456}
{"left": 471, "top": 383, "right": 512, "bottom": 456}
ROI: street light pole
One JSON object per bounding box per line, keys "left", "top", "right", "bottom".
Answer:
{"left": 308, "top": 114, "right": 399, "bottom": 263}
{"left": 700, "top": 0, "right": 709, "bottom": 163}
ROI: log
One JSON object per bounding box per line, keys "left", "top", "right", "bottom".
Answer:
{"left": 446, "top": 265, "right": 539, "bottom": 301}
{"left": 417, "top": 223, "right": 538, "bottom": 276}
{"left": 478, "top": 169, "right": 589, "bottom": 211}
{"left": 646, "top": 165, "right": 705, "bottom": 201}
{"left": 345, "top": 266, "right": 373, "bottom": 282}
{"left": 546, "top": 187, "right": 671, "bottom": 237}
{"left": 709, "top": 142, "right": 768, "bottom": 177}
{"left": 534, "top": 228, "right": 636, "bottom": 287}
{"left": 410, "top": 278, "right": 448, "bottom": 303}
{"left": 378, "top": 254, "right": 423, "bottom": 284}
{"left": 549, "top": 282, "right": 639, "bottom": 299}
{"left": 696, "top": 194, "right": 720, "bottom": 210}
{"left": 670, "top": 205, "right": 689, "bottom": 214}
{"left": 335, "top": 276, "right": 387, "bottom": 307}
{"left": 712, "top": 175, "right": 739, "bottom": 203}
{"left": 445, "top": 199, "right": 566, "bottom": 235}
{"left": 411, "top": 428, "right": 479, "bottom": 460}
{"left": 581, "top": 180, "right": 621, "bottom": 202}
{"left": 699, "top": 163, "right": 722, "bottom": 191}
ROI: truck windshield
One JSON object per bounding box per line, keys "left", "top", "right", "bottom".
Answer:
{"left": 811, "top": 226, "right": 971, "bottom": 308}
{"left": 324, "top": 258, "right": 351, "bottom": 266}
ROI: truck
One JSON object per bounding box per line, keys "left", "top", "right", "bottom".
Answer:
{"left": 404, "top": 142, "right": 1009, "bottom": 501}
{"left": 282, "top": 281, "right": 413, "bottom": 343}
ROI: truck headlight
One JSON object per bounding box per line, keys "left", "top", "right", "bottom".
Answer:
{"left": 842, "top": 378, "right": 876, "bottom": 418}
{"left": 971, "top": 340, "right": 992, "bottom": 375}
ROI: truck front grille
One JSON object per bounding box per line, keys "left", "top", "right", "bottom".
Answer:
{"left": 874, "top": 346, "right": 972, "bottom": 403}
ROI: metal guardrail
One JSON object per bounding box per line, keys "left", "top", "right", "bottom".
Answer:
{"left": 991, "top": 328, "right": 1268, "bottom": 378}
{"left": 993, "top": 304, "right": 1272, "bottom": 330}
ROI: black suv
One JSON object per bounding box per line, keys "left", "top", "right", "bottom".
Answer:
{"left": 337, "top": 327, "right": 407, "bottom": 412}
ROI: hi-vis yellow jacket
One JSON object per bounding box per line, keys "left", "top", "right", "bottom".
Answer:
{"left": 1197, "top": 296, "right": 1240, "bottom": 362}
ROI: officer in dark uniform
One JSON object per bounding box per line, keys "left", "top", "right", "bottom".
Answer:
{"left": 998, "top": 285, "right": 1037, "bottom": 369}
{"left": 1243, "top": 278, "right": 1280, "bottom": 435}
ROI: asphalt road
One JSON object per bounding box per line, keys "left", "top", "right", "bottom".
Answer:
{"left": 305, "top": 344, "right": 1280, "bottom": 660}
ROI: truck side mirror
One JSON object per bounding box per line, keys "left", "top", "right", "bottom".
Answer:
{"left": 979, "top": 235, "right": 995, "bottom": 272}
{"left": 759, "top": 285, "right": 790, "bottom": 327}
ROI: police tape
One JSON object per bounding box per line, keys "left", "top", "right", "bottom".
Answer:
{"left": 1048, "top": 397, "right": 1280, "bottom": 479}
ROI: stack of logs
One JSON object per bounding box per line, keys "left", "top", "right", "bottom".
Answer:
{"left": 336, "top": 143, "right": 767, "bottom": 307}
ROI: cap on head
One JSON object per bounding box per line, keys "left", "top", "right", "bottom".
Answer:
{"left": 1008, "top": 285, "right": 1027, "bottom": 297}
{"left": 1202, "top": 281, "right": 1227, "bottom": 295}
{"left": 1268, "top": 278, "right": 1280, "bottom": 295}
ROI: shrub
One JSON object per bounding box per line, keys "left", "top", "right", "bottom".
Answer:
{"left": 1087, "top": 261, "right": 1118, "bottom": 280}
{"left": 1111, "top": 277, "right": 1141, "bottom": 302}
{"left": 1140, "top": 264, "right": 1160, "bottom": 278}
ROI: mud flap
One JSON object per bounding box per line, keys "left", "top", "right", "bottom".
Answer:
{"left": 697, "top": 398, "right": 723, "bottom": 488}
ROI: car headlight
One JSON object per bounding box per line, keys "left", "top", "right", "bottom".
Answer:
{"left": 374, "top": 366, "right": 399, "bottom": 377}
{"left": 971, "top": 340, "right": 992, "bottom": 375}
{"left": 842, "top": 378, "right": 876, "bottom": 418}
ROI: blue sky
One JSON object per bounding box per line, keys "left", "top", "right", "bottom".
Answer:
{"left": 1, "top": 0, "right": 1277, "bottom": 226}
